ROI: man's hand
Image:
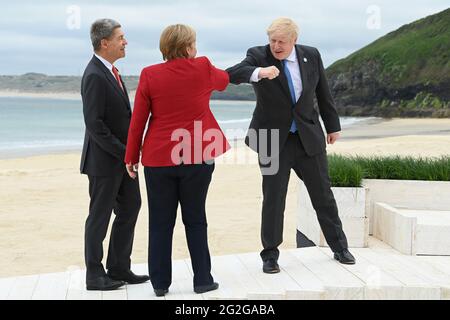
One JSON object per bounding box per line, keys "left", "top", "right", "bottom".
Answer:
{"left": 259, "top": 66, "right": 280, "bottom": 80}
{"left": 327, "top": 131, "right": 341, "bottom": 145}
{"left": 126, "top": 162, "right": 139, "bottom": 179}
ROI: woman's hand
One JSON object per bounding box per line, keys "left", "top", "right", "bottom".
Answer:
{"left": 126, "top": 162, "right": 139, "bottom": 179}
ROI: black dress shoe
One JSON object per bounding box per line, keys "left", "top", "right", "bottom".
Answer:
{"left": 154, "top": 288, "right": 169, "bottom": 297}
{"left": 107, "top": 269, "right": 150, "bottom": 284}
{"left": 194, "top": 282, "right": 219, "bottom": 294}
{"left": 334, "top": 249, "right": 356, "bottom": 265}
{"left": 86, "top": 275, "right": 125, "bottom": 291}
{"left": 263, "top": 259, "right": 280, "bottom": 274}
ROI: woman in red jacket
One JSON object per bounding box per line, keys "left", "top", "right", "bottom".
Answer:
{"left": 125, "top": 24, "right": 230, "bottom": 297}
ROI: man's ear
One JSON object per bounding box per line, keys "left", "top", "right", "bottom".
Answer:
{"left": 100, "top": 38, "right": 109, "bottom": 50}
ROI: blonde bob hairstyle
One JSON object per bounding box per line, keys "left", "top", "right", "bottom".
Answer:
{"left": 159, "top": 24, "right": 196, "bottom": 61}
{"left": 266, "top": 17, "right": 299, "bottom": 40}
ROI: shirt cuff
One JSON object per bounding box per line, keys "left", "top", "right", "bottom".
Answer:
{"left": 250, "top": 67, "right": 261, "bottom": 83}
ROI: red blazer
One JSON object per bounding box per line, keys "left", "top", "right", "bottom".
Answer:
{"left": 125, "top": 56, "right": 230, "bottom": 167}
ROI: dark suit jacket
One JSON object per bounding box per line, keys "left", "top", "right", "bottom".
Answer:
{"left": 226, "top": 45, "right": 340, "bottom": 157}
{"left": 80, "top": 55, "right": 132, "bottom": 176}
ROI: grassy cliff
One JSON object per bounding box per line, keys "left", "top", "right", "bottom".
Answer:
{"left": 327, "top": 8, "right": 450, "bottom": 117}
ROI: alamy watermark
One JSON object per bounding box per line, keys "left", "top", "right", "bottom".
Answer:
{"left": 66, "top": 5, "right": 81, "bottom": 30}
{"left": 170, "top": 121, "right": 280, "bottom": 175}
{"left": 366, "top": 5, "right": 382, "bottom": 30}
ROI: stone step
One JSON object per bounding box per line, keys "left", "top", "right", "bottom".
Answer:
{"left": 1, "top": 244, "right": 449, "bottom": 300}
{"left": 374, "top": 202, "right": 450, "bottom": 255}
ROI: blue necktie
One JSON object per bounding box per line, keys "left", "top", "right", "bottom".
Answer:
{"left": 282, "top": 60, "right": 298, "bottom": 133}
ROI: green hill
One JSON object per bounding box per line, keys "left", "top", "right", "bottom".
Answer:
{"left": 327, "top": 8, "right": 450, "bottom": 117}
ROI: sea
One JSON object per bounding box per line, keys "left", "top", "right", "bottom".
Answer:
{"left": 0, "top": 96, "right": 372, "bottom": 158}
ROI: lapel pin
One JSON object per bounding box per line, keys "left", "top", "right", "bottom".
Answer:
{"left": 303, "top": 57, "right": 308, "bottom": 63}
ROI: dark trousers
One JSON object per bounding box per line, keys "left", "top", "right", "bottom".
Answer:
{"left": 259, "top": 133, "right": 348, "bottom": 261}
{"left": 85, "top": 171, "right": 141, "bottom": 280}
{"left": 144, "top": 163, "right": 215, "bottom": 290}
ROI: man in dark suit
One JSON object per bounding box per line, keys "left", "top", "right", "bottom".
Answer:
{"left": 227, "top": 18, "right": 355, "bottom": 273}
{"left": 81, "top": 18, "right": 149, "bottom": 290}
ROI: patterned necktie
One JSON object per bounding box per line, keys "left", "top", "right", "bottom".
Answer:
{"left": 112, "top": 65, "right": 124, "bottom": 91}
{"left": 282, "top": 60, "right": 298, "bottom": 133}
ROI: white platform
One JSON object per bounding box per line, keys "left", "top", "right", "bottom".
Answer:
{"left": 1, "top": 239, "right": 450, "bottom": 300}
{"left": 374, "top": 202, "right": 450, "bottom": 256}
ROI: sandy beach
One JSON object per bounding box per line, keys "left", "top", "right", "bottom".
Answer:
{"left": 1, "top": 118, "right": 450, "bottom": 278}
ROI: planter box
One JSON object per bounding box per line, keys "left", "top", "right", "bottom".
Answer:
{"left": 297, "top": 181, "right": 368, "bottom": 248}
{"left": 363, "top": 179, "right": 450, "bottom": 235}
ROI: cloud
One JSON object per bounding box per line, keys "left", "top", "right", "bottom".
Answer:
{"left": 1, "top": 0, "right": 449, "bottom": 75}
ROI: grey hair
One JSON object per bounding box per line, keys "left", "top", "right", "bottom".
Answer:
{"left": 90, "top": 18, "right": 121, "bottom": 51}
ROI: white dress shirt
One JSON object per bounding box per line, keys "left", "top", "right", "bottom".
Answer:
{"left": 94, "top": 53, "right": 116, "bottom": 78}
{"left": 250, "top": 48, "right": 303, "bottom": 102}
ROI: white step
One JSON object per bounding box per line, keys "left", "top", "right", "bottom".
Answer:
{"left": 402, "top": 209, "right": 450, "bottom": 255}
{"left": 318, "top": 247, "right": 405, "bottom": 299}
{"left": 374, "top": 202, "right": 450, "bottom": 255}
{"left": 363, "top": 179, "right": 450, "bottom": 235}
{"left": 165, "top": 260, "right": 203, "bottom": 300}
{"left": 6, "top": 275, "right": 39, "bottom": 300}
{"left": 289, "top": 247, "right": 365, "bottom": 300}
{"left": 31, "top": 271, "right": 71, "bottom": 300}
{"left": 352, "top": 248, "right": 441, "bottom": 299}
{"left": 1, "top": 246, "right": 450, "bottom": 300}
{"left": 208, "top": 254, "right": 263, "bottom": 299}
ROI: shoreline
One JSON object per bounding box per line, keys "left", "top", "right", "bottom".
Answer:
{"left": 0, "top": 90, "right": 82, "bottom": 100}
{"left": 3, "top": 117, "right": 450, "bottom": 160}
{"left": 0, "top": 90, "right": 256, "bottom": 103}
{"left": 0, "top": 91, "right": 258, "bottom": 107}
{"left": 0, "top": 147, "right": 82, "bottom": 160}
{"left": 0, "top": 93, "right": 389, "bottom": 159}
{"left": 2, "top": 132, "right": 450, "bottom": 162}
{"left": 1, "top": 91, "right": 448, "bottom": 118}
{"left": 0, "top": 90, "right": 136, "bottom": 101}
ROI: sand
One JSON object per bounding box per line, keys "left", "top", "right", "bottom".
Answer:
{"left": 1, "top": 118, "right": 450, "bottom": 277}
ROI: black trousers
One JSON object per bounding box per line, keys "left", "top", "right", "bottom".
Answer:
{"left": 144, "top": 163, "right": 215, "bottom": 290}
{"left": 259, "top": 133, "right": 348, "bottom": 261}
{"left": 85, "top": 171, "right": 141, "bottom": 280}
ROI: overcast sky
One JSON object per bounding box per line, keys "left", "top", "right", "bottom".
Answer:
{"left": 1, "top": 0, "right": 448, "bottom": 75}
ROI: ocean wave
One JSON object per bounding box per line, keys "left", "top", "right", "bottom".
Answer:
{"left": 0, "top": 140, "right": 83, "bottom": 151}
{"left": 340, "top": 116, "right": 379, "bottom": 128}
